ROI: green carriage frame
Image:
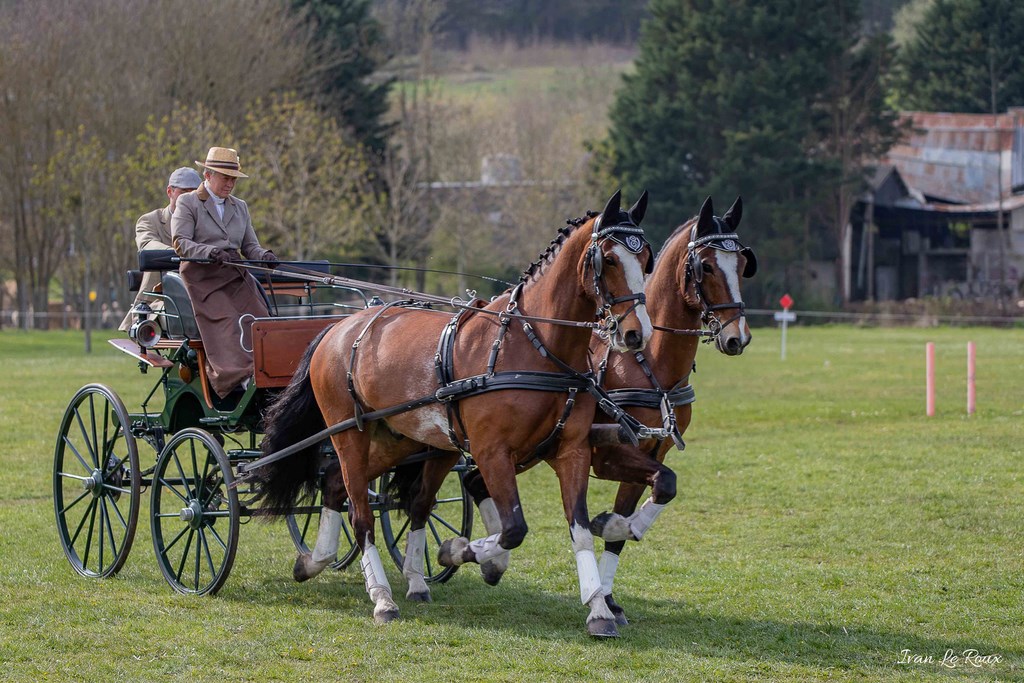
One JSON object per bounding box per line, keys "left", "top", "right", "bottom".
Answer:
{"left": 53, "top": 262, "right": 473, "bottom": 596}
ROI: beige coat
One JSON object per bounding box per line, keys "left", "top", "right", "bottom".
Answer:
{"left": 119, "top": 206, "right": 173, "bottom": 332}
{"left": 172, "top": 184, "right": 273, "bottom": 397}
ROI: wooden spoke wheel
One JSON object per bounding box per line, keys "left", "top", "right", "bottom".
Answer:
{"left": 377, "top": 468, "right": 473, "bottom": 584}
{"left": 150, "top": 428, "right": 239, "bottom": 595}
{"left": 53, "top": 384, "right": 141, "bottom": 578}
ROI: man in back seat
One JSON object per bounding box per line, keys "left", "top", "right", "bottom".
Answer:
{"left": 119, "top": 167, "right": 202, "bottom": 331}
{"left": 172, "top": 146, "right": 278, "bottom": 399}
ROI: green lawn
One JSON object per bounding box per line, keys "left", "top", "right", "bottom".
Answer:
{"left": 0, "top": 326, "right": 1021, "bottom": 682}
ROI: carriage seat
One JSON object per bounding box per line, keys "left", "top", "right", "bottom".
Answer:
{"left": 160, "top": 271, "right": 201, "bottom": 339}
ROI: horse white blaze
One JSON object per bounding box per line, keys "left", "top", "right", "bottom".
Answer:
{"left": 713, "top": 250, "right": 750, "bottom": 345}
{"left": 570, "top": 521, "right": 604, "bottom": 605}
{"left": 610, "top": 244, "right": 653, "bottom": 344}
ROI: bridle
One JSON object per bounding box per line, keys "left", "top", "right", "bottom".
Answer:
{"left": 585, "top": 214, "right": 652, "bottom": 346}
{"left": 684, "top": 219, "right": 756, "bottom": 342}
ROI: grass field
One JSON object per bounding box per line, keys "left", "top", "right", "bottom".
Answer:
{"left": 0, "top": 325, "right": 1022, "bottom": 682}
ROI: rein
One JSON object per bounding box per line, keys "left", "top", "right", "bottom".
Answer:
{"left": 237, "top": 216, "right": 653, "bottom": 478}
{"left": 228, "top": 260, "right": 613, "bottom": 334}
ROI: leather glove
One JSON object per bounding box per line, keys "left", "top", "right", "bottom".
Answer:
{"left": 210, "top": 248, "right": 241, "bottom": 264}
{"left": 261, "top": 251, "right": 279, "bottom": 269}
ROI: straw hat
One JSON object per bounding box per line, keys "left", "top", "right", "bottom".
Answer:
{"left": 195, "top": 147, "right": 249, "bottom": 178}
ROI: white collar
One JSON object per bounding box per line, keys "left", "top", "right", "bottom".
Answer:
{"left": 205, "top": 181, "right": 226, "bottom": 204}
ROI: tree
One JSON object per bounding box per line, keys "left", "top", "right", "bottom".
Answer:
{"left": 896, "top": 0, "right": 1024, "bottom": 113}
{"left": 243, "top": 93, "right": 372, "bottom": 261}
{"left": 296, "top": 0, "right": 393, "bottom": 154}
{"left": 34, "top": 126, "right": 120, "bottom": 344}
{"left": 814, "top": 6, "right": 903, "bottom": 302}
{"left": 607, "top": 0, "right": 901, "bottom": 305}
{"left": 0, "top": 0, "right": 323, "bottom": 329}
{"left": 120, "top": 103, "right": 236, "bottom": 228}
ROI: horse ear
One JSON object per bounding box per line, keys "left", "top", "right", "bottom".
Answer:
{"left": 601, "top": 189, "right": 622, "bottom": 223}
{"left": 723, "top": 195, "right": 742, "bottom": 230}
{"left": 696, "top": 196, "right": 715, "bottom": 237}
{"left": 627, "top": 189, "right": 648, "bottom": 225}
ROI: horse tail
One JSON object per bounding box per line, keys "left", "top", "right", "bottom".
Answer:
{"left": 252, "top": 325, "right": 333, "bottom": 514}
{"left": 384, "top": 460, "right": 425, "bottom": 518}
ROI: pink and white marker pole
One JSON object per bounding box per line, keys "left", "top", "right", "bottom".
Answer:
{"left": 925, "top": 342, "right": 935, "bottom": 417}
{"left": 967, "top": 341, "right": 976, "bottom": 415}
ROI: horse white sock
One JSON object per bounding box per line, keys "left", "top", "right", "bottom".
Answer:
{"left": 360, "top": 543, "right": 392, "bottom": 598}
{"left": 628, "top": 498, "right": 665, "bottom": 541}
{"left": 467, "top": 532, "right": 506, "bottom": 563}
{"left": 598, "top": 550, "right": 620, "bottom": 596}
{"left": 571, "top": 522, "right": 603, "bottom": 605}
{"left": 478, "top": 498, "right": 503, "bottom": 535}
{"left": 477, "top": 499, "right": 510, "bottom": 567}
{"left": 311, "top": 507, "right": 342, "bottom": 563}
{"left": 403, "top": 528, "right": 426, "bottom": 581}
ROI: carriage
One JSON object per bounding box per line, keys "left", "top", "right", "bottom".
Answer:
{"left": 52, "top": 251, "right": 474, "bottom": 596}
{"left": 53, "top": 191, "right": 754, "bottom": 637}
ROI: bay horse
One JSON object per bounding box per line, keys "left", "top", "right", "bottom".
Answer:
{"left": 255, "top": 191, "right": 654, "bottom": 637}
{"left": 466, "top": 196, "right": 755, "bottom": 625}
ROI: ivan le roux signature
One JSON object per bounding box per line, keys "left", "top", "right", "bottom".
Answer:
{"left": 897, "top": 649, "right": 1002, "bottom": 668}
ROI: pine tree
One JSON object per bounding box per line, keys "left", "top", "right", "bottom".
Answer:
{"left": 897, "top": 0, "right": 1024, "bottom": 113}
{"left": 607, "top": 0, "right": 900, "bottom": 304}
{"left": 295, "top": 0, "right": 392, "bottom": 153}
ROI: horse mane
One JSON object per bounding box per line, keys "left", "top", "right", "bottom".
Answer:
{"left": 517, "top": 210, "right": 599, "bottom": 284}
{"left": 661, "top": 214, "right": 699, "bottom": 253}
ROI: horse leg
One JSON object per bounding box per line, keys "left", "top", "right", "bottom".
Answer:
{"left": 589, "top": 445, "right": 678, "bottom": 625}
{"left": 294, "top": 459, "right": 348, "bottom": 582}
{"left": 437, "top": 452, "right": 528, "bottom": 570}
{"left": 463, "top": 468, "right": 510, "bottom": 586}
{"left": 589, "top": 445, "right": 676, "bottom": 543}
{"left": 332, "top": 431, "right": 400, "bottom": 624}
{"left": 402, "top": 454, "right": 460, "bottom": 602}
{"left": 595, "top": 481, "right": 649, "bottom": 626}
{"left": 549, "top": 447, "right": 619, "bottom": 638}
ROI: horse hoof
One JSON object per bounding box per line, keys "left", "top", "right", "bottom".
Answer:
{"left": 480, "top": 561, "right": 504, "bottom": 586}
{"left": 437, "top": 537, "right": 469, "bottom": 567}
{"left": 605, "top": 595, "right": 629, "bottom": 626}
{"left": 602, "top": 598, "right": 626, "bottom": 626}
{"left": 587, "top": 618, "right": 620, "bottom": 638}
{"left": 293, "top": 553, "right": 334, "bottom": 582}
{"left": 590, "top": 512, "right": 612, "bottom": 537}
{"left": 406, "top": 590, "right": 432, "bottom": 603}
{"left": 293, "top": 553, "right": 325, "bottom": 582}
{"left": 374, "top": 607, "right": 400, "bottom": 624}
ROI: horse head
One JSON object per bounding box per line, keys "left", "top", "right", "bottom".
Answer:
{"left": 584, "top": 190, "right": 655, "bottom": 352}
{"left": 682, "top": 196, "right": 754, "bottom": 355}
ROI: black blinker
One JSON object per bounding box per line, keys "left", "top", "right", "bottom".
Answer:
{"left": 741, "top": 248, "right": 757, "bottom": 278}
{"left": 690, "top": 252, "right": 703, "bottom": 284}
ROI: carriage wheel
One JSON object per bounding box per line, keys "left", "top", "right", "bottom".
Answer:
{"left": 53, "top": 384, "right": 141, "bottom": 578}
{"left": 150, "top": 428, "right": 239, "bottom": 595}
{"left": 378, "top": 468, "right": 473, "bottom": 584}
{"left": 285, "top": 485, "right": 359, "bottom": 571}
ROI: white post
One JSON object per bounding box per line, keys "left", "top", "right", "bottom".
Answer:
{"left": 780, "top": 317, "right": 788, "bottom": 361}
{"left": 967, "top": 341, "right": 976, "bottom": 415}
